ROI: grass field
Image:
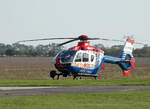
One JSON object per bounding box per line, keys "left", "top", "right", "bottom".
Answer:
{"left": 0, "top": 57, "right": 150, "bottom": 109}
{"left": 0, "top": 78, "right": 150, "bottom": 87}
{"left": 0, "top": 91, "right": 150, "bottom": 109}
{"left": 0, "top": 57, "right": 150, "bottom": 80}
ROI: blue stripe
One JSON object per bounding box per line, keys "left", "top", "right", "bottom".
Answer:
{"left": 104, "top": 55, "right": 122, "bottom": 64}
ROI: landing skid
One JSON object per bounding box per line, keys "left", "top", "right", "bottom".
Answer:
{"left": 49, "top": 70, "right": 98, "bottom": 80}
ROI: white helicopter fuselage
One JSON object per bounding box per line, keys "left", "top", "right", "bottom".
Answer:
{"left": 53, "top": 49, "right": 104, "bottom": 75}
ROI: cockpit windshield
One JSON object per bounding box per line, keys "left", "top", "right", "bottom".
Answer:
{"left": 57, "top": 50, "right": 77, "bottom": 63}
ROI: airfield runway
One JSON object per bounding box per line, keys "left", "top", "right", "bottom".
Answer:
{"left": 1, "top": 86, "right": 150, "bottom": 98}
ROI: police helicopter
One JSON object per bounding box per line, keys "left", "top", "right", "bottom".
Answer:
{"left": 18, "top": 35, "right": 136, "bottom": 80}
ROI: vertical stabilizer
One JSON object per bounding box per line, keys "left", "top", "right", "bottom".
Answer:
{"left": 120, "top": 39, "right": 134, "bottom": 59}
{"left": 120, "top": 39, "right": 135, "bottom": 76}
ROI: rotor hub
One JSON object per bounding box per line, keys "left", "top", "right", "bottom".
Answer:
{"left": 79, "top": 35, "right": 88, "bottom": 41}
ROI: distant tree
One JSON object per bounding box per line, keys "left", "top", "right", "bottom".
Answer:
{"left": 0, "top": 42, "right": 149, "bottom": 57}
{"left": 111, "top": 45, "right": 123, "bottom": 49}
{"left": 94, "top": 44, "right": 122, "bottom": 57}
{"left": 133, "top": 45, "right": 150, "bottom": 57}
{"left": 94, "top": 43, "right": 105, "bottom": 49}
{"left": 141, "top": 45, "right": 150, "bottom": 57}
{"left": 48, "top": 49, "right": 57, "bottom": 57}
{"left": 5, "top": 48, "right": 15, "bottom": 56}
{"left": 0, "top": 43, "right": 6, "bottom": 56}
{"left": 104, "top": 47, "right": 122, "bottom": 57}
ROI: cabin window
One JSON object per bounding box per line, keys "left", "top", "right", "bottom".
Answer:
{"left": 75, "top": 53, "right": 82, "bottom": 62}
{"left": 91, "top": 55, "right": 94, "bottom": 62}
{"left": 83, "top": 53, "right": 89, "bottom": 62}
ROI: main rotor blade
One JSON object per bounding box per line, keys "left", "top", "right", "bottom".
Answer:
{"left": 96, "top": 38, "right": 125, "bottom": 43}
{"left": 17, "top": 35, "right": 148, "bottom": 46}
{"left": 57, "top": 39, "right": 79, "bottom": 46}
{"left": 17, "top": 38, "right": 76, "bottom": 43}
{"left": 87, "top": 38, "right": 100, "bottom": 40}
{"left": 98, "top": 38, "right": 148, "bottom": 45}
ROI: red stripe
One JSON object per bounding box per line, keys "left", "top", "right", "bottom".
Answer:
{"left": 127, "top": 39, "right": 134, "bottom": 44}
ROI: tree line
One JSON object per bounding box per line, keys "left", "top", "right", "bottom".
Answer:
{"left": 0, "top": 43, "right": 149, "bottom": 57}
{"left": 0, "top": 43, "right": 63, "bottom": 57}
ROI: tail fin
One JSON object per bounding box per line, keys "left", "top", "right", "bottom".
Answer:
{"left": 119, "top": 39, "right": 135, "bottom": 76}
{"left": 120, "top": 39, "right": 134, "bottom": 59}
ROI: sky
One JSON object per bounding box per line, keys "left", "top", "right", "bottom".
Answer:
{"left": 0, "top": 0, "right": 150, "bottom": 48}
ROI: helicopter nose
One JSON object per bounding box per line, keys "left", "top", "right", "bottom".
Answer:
{"left": 56, "top": 58, "right": 63, "bottom": 69}
{"left": 55, "top": 58, "right": 72, "bottom": 70}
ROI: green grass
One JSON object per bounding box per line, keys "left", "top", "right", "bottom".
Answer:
{"left": 0, "top": 78, "right": 150, "bottom": 86}
{"left": 0, "top": 91, "right": 150, "bottom": 109}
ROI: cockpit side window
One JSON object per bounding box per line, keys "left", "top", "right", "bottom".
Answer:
{"left": 91, "top": 55, "right": 94, "bottom": 62}
{"left": 57, "top": 50, "right": 77, "bottom": 63}
{"left": 56, "top": 50, "right": 65, "bottom": 58}
{"left": 75, "top": 52, "right": 82, "bottom": 62}
{"left": 83, "top": 53, "right": 89, "bottom": 62}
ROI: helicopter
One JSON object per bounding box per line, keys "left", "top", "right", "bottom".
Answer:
{"left": 18, "top": 35, "right": 136, "bottom": 80}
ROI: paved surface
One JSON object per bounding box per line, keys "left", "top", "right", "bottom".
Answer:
{"left": 1, "top": 86, "right": 150, "bottom": 98}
